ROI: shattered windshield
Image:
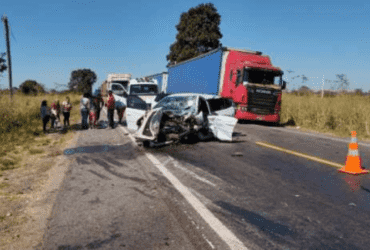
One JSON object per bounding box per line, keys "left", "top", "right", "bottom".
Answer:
{"left": 244, "top": 69, "right": 282, "bottom": 85}
{"left": 153, "top": 96, "right": 197, "bottom": 112}
{"left": 130, "top": 84, "right": 158, "bottom": 95}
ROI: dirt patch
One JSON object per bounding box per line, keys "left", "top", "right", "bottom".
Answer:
{"left": 0, "top": 129, "right": 79, "bottom": 250}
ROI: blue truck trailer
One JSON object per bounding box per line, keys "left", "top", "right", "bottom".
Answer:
{"left": 166, "top": 48, "right": 223, "bottom": 95}
{"left": 143, "top": 48, "right": 223, "bottom": 95}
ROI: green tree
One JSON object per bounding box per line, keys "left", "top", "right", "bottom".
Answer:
{"left": 166, "top": 3, "right": 222, "bottom": 65}
{"left": 19, "top": 80, "right": 46, "bottom": 95}
{"left": 354, "top": 88, "right": 363, "bottom": 96}
{"left": 325, "top": 74, "right": 350, "bottom": 91}
{"left": 334, "top": 74, "right": 350, "bottom": 91}
{"left": 68, "top": 68, "right": 97, "bottom": 94}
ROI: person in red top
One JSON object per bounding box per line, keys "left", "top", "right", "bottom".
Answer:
{"left": 50, "top": 100, "right": 59, "bottom": 129}
{"left": 105, "top": 90, "right": 115, "bottom": 128}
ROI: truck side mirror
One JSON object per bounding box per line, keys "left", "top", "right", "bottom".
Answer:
{"left": 282, "top": 80, "right": 287, "bottom": 90}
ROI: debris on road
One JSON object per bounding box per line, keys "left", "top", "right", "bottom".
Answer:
{"left": 231, "top": 152, "right": 243, "bottom": 157}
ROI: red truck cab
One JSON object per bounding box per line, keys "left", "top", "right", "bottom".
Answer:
{"left": 220, "top": 49, "right": 286, "bottom": 123}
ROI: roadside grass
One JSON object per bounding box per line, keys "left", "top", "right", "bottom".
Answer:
{"left": 0, "top": 92, "right": 81, "bottom": 249}
{"left": 281, "top": 93, "right": 370, "bottom": 141}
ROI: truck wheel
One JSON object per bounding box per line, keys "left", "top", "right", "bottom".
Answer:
{"left": 272, "top": 121, "right": 281, "bottom": 127}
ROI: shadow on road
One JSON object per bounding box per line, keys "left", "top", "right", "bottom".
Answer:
{"left": 238, "top": 118, "right": 296, "bottom": 128}
{"left": 57, "top": 233, "right": 123, "bottom": 250}
{"left": 361, "top": 186, "right": 370, "bottom": 193}
{"left": 44, "top": 120, "right": 128, "bottom": 135}
{"left": 214, "top": 200, "right": 297, "bottom": 241}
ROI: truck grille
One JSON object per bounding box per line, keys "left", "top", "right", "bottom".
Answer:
{"left": 247, "top": 87, "right": 277, "bottom": 115}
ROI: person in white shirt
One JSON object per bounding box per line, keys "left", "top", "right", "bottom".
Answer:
{"left": 62, "top": 96, "right": 72, "bottom": 128}
{"left": 80, "top": 93, "right": 90, "bottom": 129}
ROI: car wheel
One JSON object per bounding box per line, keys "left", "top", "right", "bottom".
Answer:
{"left": 143, "top": 141, "right": 151, "bottom": 148}
{"left": 181, "top": 133, "right": 199, "bottom": 144}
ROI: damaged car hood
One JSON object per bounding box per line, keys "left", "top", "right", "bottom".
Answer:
{"left": 126, "top": 93, "right": 237, "bottom": 144}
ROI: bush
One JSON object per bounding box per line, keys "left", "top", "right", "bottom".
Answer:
{"left": 281, "top": 93, "right": 370, "bottom": 139}
{"left": 19, "top": 80, "right": 46, "bottom": 95}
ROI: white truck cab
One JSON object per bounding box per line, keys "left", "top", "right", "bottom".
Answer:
{"left": 107, "top": 73, "right": 131, "bottom": 97}
{"left": 104, "top": 74, "right": 159, "bottom": 109}
{"left": 128, "top": 78, "right": 159, "bottom": 107}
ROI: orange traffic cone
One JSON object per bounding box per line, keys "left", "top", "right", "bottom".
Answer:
{"left": 339, "top": 131, "right": 369, "bottom": 175}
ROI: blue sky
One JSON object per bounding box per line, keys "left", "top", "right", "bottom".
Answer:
{"left": 1, "top": 0, "right": 369, "bottom": 92}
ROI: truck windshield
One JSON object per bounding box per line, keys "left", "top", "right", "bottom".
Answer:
{"left": 112, "top": 81, "right": 129, "bottom": 90}
{"left": 130, "top": 84, "right": 158, "bottom": 95}
{"left": 243, "top": 69, "right": 282, "bottom": 85}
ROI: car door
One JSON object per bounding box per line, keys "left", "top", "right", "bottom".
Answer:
{"left": 206, "top": 98, "right": 237, "bottom": 141}
{"left": 111, "top": 83, "right": 127, "bottom": 96}
{"left": 125, "top": 95, "right": 149, "bottom": 131}
{"left": 207, "top": 115, "right": 238, "bottom": 141}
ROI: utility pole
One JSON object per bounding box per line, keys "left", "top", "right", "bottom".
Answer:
{"left": 2, "top": 15, "right": 13, "bottom": 99}
{"left": 321, "top": 75, "right": 324, "bottom": 99}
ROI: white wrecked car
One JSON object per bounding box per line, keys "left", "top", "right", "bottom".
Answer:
{"left": 126, "top": 93, "right": 238, "bottom": 147}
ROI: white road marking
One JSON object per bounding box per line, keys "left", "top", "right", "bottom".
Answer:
{"left": 188, "top": 187, "right": 211, "bottom": 205}
{"left": 169, "top": 156, "right": 217, "bottom": 187}
{"left": 204, "top": 235, "right": 216, "bottom": 249}
{"left": 119, "top": 124, "right": 249, "bottom": 250}
{"left": 183, "top": 162, "right": 224, "bottom": 183}
{"left": 161, "top": 157, "right": 172, "bottom": 167}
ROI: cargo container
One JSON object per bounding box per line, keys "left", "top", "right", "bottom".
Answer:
{"left": 162, "top": 46, "right": 286, "bottom": 123}
{"left": 143, "top": 72, "right": 168, "bottom": 94}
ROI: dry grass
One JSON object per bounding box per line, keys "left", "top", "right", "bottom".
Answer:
{"left": 281, "top": 93, "right": 370, "bottom": 140}
{"left": 0, "top": 92, "right": 81, "bottom": 249}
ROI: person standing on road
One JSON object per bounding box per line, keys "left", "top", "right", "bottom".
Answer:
{"left": 94, "top": 93, "right": 104, "bottom": 122}
{"left": 106, "top": 90, "right": 115, "bottom": 129}
{"left": 50, "top": 100, "right": 60, "bottom": 129}
{"left": 117, "top": 106, "right": 126, "bottom": 124}
{"left": 40, "top": 100, "right": 51, "bottom": 133}
{"left": 62, "top": 96, "right": 72, "bottom": 128}
{"left": 56, "top": 100, "right": 61, "bottom": 127}
{"left": 89, "top": 95, "right": 97, "bottom": 129}
{"left": 80, "top": 93, "right": 90, "bottom": 130}
{"left": 50, "top": 102, "right": 57, "bottom": 129}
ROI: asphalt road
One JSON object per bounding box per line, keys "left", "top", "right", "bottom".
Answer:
{"left": 40, "top": 112, "right": 229, "bottom": 250}
{"left": 145, "top": 122, "right": 370, "bottom": 250}
{"left": 40, "top": 110, "right": 370, "bottom": 250}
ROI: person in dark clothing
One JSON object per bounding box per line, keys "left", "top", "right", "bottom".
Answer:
{"left": 56, "top": 100, "right": 61, "bottom": 125}
{"left": 105, "top": 90, "right": 115, "bottom": 129}
{"left": 40, "top": 100, "right": 50, "bottom": 133}
{"left": 94, "top": 93, "right": 104, "bottom": 122}
{"left": 62, "top": 96, "right": 72, "bottom": 128}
